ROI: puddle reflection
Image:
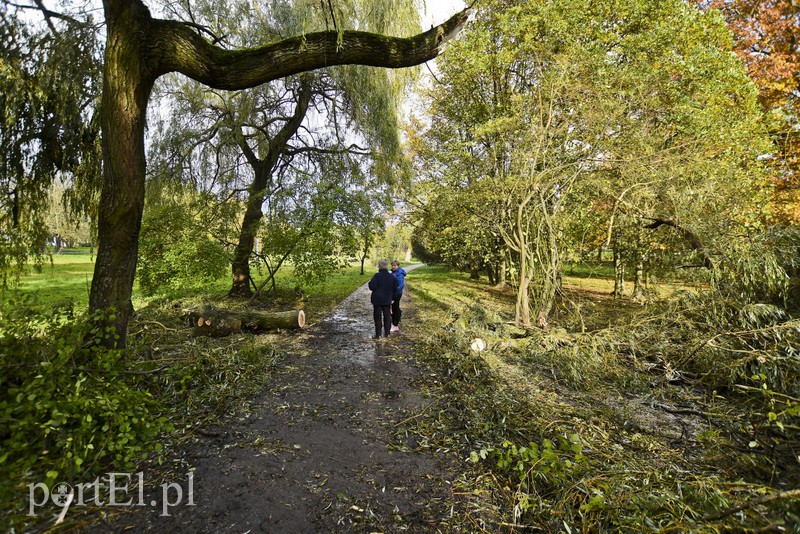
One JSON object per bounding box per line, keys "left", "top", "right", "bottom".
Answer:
{"left": 315, "top": 282, "right": 393, "bottom": 367}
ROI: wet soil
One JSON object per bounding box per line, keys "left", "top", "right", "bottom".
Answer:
{"left": 98, "top": 265, "right": 457, "bottom": 533}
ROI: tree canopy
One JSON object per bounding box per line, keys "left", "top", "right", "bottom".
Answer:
{"left": 410, "top": 0, "right": 772, "bottom": 324}
{"left": 1, "top": 0, "right": 471, "bottom": 346}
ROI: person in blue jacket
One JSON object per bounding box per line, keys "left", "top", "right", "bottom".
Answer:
{"left": 368, "top": 259, "right": 398, "bottom": 339}
{"left": 390, "top": 261, "right": 407, "bottom": 333}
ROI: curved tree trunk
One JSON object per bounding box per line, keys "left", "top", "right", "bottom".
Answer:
{"left": 228, "top": 81, "right": 313, "bottom": 298}
{"left": 89, "top": 0, "right": 472, "bottom": 346}
{"left": 89, "top": 0, "right": 156, "bottom": 346}
{"left": 228, "top": 199, "right": 262, "bottom": 298}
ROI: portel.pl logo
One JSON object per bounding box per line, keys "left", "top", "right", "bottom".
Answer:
{"left": 28, "top": 472, "right": 195, "bottom": 522}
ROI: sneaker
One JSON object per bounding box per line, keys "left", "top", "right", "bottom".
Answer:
{"left": 390, "top": 325, "right": 400, "bottom": 334}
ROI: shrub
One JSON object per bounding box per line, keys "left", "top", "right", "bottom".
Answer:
{"left": 137, "top": 203, "right": 229, "bottom": 296}
{"left": 0, "top": 300, "right": 171, "bottom": 522}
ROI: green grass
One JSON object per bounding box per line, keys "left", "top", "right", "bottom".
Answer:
{"left": 563, "top": 261, "right": 615, "bottom": 279}
{"left": 5, "top": 249, "right": 371, "bottom": 318}
{"left": 0, "top": 255, "right": 374, "bottom": 532}
{"left": 4, "top": 254, "right": 615, "bottom": 317}
{"left": 4, "top": 248, "right": 96, "bottom": 307}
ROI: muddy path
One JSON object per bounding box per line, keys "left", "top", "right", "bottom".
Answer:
{"left": 103, "top": 265, "right": 457, "bottom": 533}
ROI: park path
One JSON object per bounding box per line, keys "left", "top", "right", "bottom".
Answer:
{"left": 107, "top": 265, "right": 455, "bottom": 533}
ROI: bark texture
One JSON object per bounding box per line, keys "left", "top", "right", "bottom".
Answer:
{"left": 90, "top": 0, "right": 157, "bottom": 344}
{"left": 192, "top": 309, "right": 305, "bottom": 337}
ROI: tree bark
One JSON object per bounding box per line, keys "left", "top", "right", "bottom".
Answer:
{"left": 633, "top": 258, "right": 646, "bottom": 301}
{"left": 613, "top": 240, "right": 625, "bottom": 298}
{"left": 192, "top": 309, "right": 305, "bottom": 337}
{"left": 89, "top": 0, "right": 157, "bottom": 345}
{"left": 89, "top": 0, "right": 472, "bottom": 346}
{"left": 497, "top": 254, "right": 507, "bottom": 289}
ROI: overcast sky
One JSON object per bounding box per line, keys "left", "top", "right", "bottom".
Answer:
{"left": 420, "top": 0, "right": 466, "bottom": 28}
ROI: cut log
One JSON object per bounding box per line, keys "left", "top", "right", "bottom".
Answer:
{"left": 192, "top": 315, "right": 242, "bottom": 338}
{"left": 190, "top": 309, "right": 305, "bottom": 337}
{"left": 241, "top": 310, "right": 305, "bottom": 332}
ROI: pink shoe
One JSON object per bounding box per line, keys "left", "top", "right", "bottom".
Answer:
{"left": 390, "top": 325, "right": 400, "bottom": 334}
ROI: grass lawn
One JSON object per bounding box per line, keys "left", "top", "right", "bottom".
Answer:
{"left": 4, "top": 248, "right": 96, "bottom": 307}
{"left": 5, "top": 249, "right": 373, "bottom": 323}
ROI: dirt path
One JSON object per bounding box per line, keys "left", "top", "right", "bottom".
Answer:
{"left": 106, "top": 265, "right": 456, "bottom": 533}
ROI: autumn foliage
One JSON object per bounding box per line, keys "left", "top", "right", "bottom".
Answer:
{"left": 700, "top": 0, "right": 800, "bottom": 223}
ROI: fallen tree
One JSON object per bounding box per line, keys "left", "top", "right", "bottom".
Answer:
{"left": 189, "top": 309, "right": 306, "bottom": 337}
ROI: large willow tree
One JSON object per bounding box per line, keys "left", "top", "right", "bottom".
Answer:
{"left": 0, "top": 6, "right": 101, "bottom": 281}
{"left": 81, "top": 0, "right": 471, "bottom": 346}
{"left": 148, "top": 0, "right": 419, "bottom": 298}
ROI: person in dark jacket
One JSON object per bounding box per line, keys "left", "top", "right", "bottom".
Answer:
{"left": 390, "top": 261, "right": 407, "bottom": 333}
{"left": 368, "top": 259, "right": 398, "bottom": 338}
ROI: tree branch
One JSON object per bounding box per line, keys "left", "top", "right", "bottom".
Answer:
{"left": 151, "top": 8, "right": 473, "bottom": 89}
{"left": 7, "top": 0, "right": 84, "bottom": 28}
{"left": 643, "top": 217, "right": 715, "bottom": 269}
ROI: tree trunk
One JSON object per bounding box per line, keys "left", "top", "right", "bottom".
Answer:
{"left": 613, "top": 240, "right": 625, "bottom": 298}
{"left": 633, "top": 258, "right": 646, "bottom": 301}
{"left": 229, "top": 81, "right": 313, "bottom": 298}
{"left": 193, "top": 315, "right": 242, "bottom": 337}
{"left": 229, "top": 198, "right": 262, "bottom": 298}
{"left": 516, "top": 269, "right": 532, "bottom": 327}
{"left": 533, "top": 188, "right": 561, "bottom": 328}
{"left": 192, "top": 309, "right": 305, "bottom": 337}
{"left": 89, "top": 0, "right": 472, "bottom": 346}
{"left": 89, "top": 0, "right": 156, "bottom": 347}
{"left": 497, "top": 254, "right": 507, "bottom": 289}
{"left": 486, "top": 265, "right": 496, "bottom": 285}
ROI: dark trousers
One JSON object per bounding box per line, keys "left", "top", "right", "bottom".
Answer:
{"left": 391, "top": 293, "right": 403, "bottom": 326}
{"left": 373, "top": 305, "right": 391, "bottom": 337}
